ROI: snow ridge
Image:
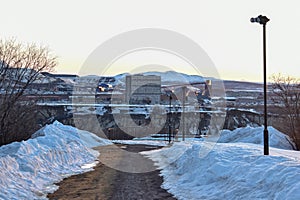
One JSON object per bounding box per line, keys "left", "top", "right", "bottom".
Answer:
{"left": 0, "top": 121, "right": 111, "bottom": 200}
{"left": 219, "top": 126, "right": 296, "bottom": 150}
{"left": 142, "top": 126, "right": 300, "bottom": 200}
{"left": 143, "top": 142, "right": 300, "bottom": 200}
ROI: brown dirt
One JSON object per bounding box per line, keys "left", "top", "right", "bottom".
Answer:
{"left": 47, "top": 144, "right": 176, "bottom": 200}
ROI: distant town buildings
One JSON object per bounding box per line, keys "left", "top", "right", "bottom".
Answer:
{"left": 125, "top": 74, "right": 161, "bottom": 105}
{"left": 95, "top": 76, "right": 125, "bottom": 103}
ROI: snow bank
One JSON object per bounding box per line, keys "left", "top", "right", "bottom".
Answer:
{"left": 143, "top": 141, "right": 300, "bottom": 200}
{"left": 113, "top": 139, "right": 168, "bottom": 147}
{"left": 0, "top": 121, "right": 112, "bottom": 200}
{"left": 219, "top": 126, "right": 296, "bottom": 150}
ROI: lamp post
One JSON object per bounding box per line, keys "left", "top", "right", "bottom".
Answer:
{"left": 251, "top": 15, "right": 270, "bottom": 155}
{"left": 166, "top": 90, "right": 173, "bottom": 143}
{"left": 182, "top": 86, "right": 186, "bottom": 141}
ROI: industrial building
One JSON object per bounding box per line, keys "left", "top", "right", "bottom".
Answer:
{"left": 125, "top": 74, "right": 161, "bottom": 105}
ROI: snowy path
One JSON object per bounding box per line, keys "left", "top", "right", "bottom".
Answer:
{"left": 48, "top": 144, "right": 176, "bottom": 200}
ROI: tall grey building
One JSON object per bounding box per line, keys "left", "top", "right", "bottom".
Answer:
{"left": 126, "top": 74, "right": 161, "bottom": 105}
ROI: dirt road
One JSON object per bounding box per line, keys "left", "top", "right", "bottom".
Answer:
{"left": 48, "top": 144, "right": 176, "bottom": 200}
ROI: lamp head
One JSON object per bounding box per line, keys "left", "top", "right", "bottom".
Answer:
{"left": 250, "top": 15, "right": 270, "bottom": 25}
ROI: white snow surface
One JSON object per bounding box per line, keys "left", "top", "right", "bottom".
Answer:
{"left": 142, "top": 141, "right": 300, "bottom": 200}
{"left": 218, "top": 126, "right": 296, "bottom": 150}
{"left": 109, "top": 71, "right": 206, "bottom": 87}
{"left": 140, "top": 126, "right": 298, "bottom": 199}
{"left": 0, "top": 121, "right": 112, "bottom": 200}
{"left": 143, "top": 71, "right": 205, "bottom": 84}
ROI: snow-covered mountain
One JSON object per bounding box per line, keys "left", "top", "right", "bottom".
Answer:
{"left": 143, "top": 71, "right": 206, "bottom": 84}
{"left": 77, "top": 71, "right": 206, "bottom": 86}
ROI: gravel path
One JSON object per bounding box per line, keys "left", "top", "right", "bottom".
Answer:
{"left": 48, "top": 144, "right": 176, "bottom": 200}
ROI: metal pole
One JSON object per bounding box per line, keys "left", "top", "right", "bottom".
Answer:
{"left": 182, "top": 86, "right": 186, "bottom": 141}
{"left": 263, "top": 24, "right": 269, "bottom": 155}
{"left": 169, "top": 94, "right": 172, "bottom": 143}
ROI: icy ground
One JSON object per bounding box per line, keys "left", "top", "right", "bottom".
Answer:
{"left": 0, "top": 121, "right": 112, "bottom": 200}
{"left": 142, "top": 127, "right": 300, "bottom": 200}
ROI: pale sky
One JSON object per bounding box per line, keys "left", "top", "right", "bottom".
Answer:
{"left": 1, "top": 0, "right": 300, "bottom": 82}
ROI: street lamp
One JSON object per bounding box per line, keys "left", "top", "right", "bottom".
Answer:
{"left": 251, "top": 15, "right": 270, "bottom": 155}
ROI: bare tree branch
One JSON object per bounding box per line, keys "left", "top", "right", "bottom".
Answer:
{"left": 0, "top": 38, "right": 57, "bottom": 145}
{"left": 271, "top": 74, "right": 300, "bottom": 149}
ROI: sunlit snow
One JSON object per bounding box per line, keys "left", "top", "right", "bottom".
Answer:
{"left": 0, "top": 121, "right": 112, "bottom": 199}
{"left": 142, "top": 127, "right": 300, "bottom": 200}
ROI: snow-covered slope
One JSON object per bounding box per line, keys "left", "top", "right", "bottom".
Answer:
{"left": 218, "top": 126, "right": 296, "bottom": 150}
{"left": 73, "top": 71, "right": 206, "bottom": 89}
{"left": 143, "top": 71, "right": 205, "bottom": 84}
{"left": 0, "top": 121, "right": 112, "bottom": 200}
{"left": 143, "top": 141, "right": 300, "bottom": 200}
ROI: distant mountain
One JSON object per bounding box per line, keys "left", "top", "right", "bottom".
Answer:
{"left": 223, "top": 80, "right": 263, "bottom": 91}
{"left": 79, "top": 71, "right": 206, "bottom": 87}
{"left": 111, "top": 71, "right": 206, "bottom": 86}
{"left": 142, "top": 71, "right": 206, "bottom": 85}
{"left": 42, "top": 70, "right": 264, "bottom": 92}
